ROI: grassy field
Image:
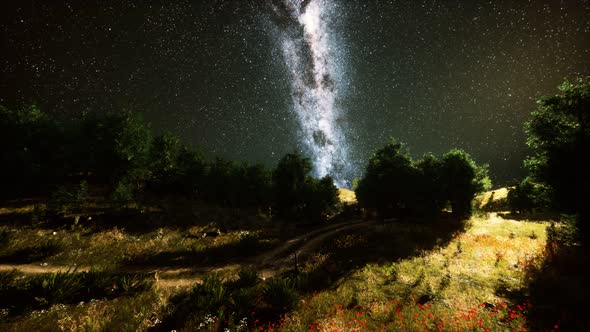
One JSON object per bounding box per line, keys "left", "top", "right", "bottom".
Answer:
{"left": 278, "top": 213, "right": 549, "bottom": 331}
{"left": 0, "top": 191, "right": 586, "bottom": 331}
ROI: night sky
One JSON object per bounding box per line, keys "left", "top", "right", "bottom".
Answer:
{"left": 2, "top": 0, "right": 589, "bottom": 186}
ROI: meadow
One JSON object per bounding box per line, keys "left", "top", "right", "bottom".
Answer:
{"left": 0, "top": 189, "right": 585, "bottom": 331}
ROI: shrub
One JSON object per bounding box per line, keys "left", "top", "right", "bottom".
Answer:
{"left": 263, "top": 277, "right": 298, "bottom": 311}
{"left": 192, "top": 274, "right": 228, "bottom": 311}
{"left": 237, "top": 265, "right": 259, "bottom": 287}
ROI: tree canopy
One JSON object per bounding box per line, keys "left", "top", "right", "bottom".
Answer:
{"left": 355, "top": 139, "right": 491, "bottom": 219}
{"left": 524, "top": 77, "right": 590, "bottom": 234}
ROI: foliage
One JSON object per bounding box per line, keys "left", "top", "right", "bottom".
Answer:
{"left": 0, "top": 105, "right": 65, "bottom": 198}
{"left": 355, "top": 140, "right": 418, "bottom": 216}
{"left": 272, "top": 152, "right": 312, "bottom": 216}
{"left": 263, "top": 277, "right": 298, "bottom": 312}
{"left": 47, "top": 181, "right": 89, "bottom": 216}
{"left": 524, "top": 77, "right": 590, "bottom": 237}
{"left": 440, "top": 149, "right": 491, "bottom": 217}
{"left": 507, "top": 177, "right": 551, "bottom": 213}
{"left": 355, "top": 140, "right": 490, "bottom": 219}
{"left": 236, "top": 265, "right": 259, "bottom": 287}
{"left": 272, "top": 152, "right": 339, "bottom": 220}
{"left": 0, "top": 269, "right": 153, "bottom": 315}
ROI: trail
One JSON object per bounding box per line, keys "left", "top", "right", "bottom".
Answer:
{"left": 0, "top": 219, "right": 374, "bottom": 289}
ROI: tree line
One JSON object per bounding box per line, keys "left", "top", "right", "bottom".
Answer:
{"left": 0, "top": 106, "right": 338, "bottom": 220}
{"left": 1, "top": 104, "right": 494, "bottom": 222}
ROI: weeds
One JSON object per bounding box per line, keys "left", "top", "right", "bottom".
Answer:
{"left": 263, "top": 277, "right": 298, "bottom": 312}
{"left": 0, "top": 238, "right": 63, "bottom": 263}
{"left": 0, "top": 227, "right": 10, "bottom": 247}
{"left": 236, "top": 265, "right": 258, "bottom": 287}
{"left": 0, "top": 269, "right": 153, "bottom": 315}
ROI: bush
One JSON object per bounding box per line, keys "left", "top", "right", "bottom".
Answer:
{"left": 110, "top": 177, "right": 136, "bottom": 209}
{"left": 263, "top": 277, "right": 298, "bottom": 311}
{"left": 47, "top": 181, "right": 89, "bottom": 216}
{"left": 192, "top": 274, "right": 228, "bottom": 311}
{"left": 507, "top": 177, "right": 551, "bottom": 213}
{"left": 236, "top": 265, "right": 259, "bottom": 287}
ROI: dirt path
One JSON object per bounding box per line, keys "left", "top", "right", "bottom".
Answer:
{"left": 0, "top": 219, "right": 374, "bottom": 288}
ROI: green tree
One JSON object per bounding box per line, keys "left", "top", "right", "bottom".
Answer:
{"left": 355, "top": 140, "right": 419, "bottom": 218}
{"left": 241, "top": 164, "right": 272, "bottom": 209}
{"left": 147, "top": 133, "right": 182, "bottom": 193}
{"left": 414, "top": 153, "right": 445, "bottom": 218}
{"left": 507, "top": 177, "right": 550, "bottom": 214}
{"left": 272, "top": 152, "right": 312, "bottom": 217}
{"left": 174, "top": 146, "right": 206, "bottom": 197}
{"left": 440, "top": 149, "right": 491, "bottom": 218}
{"left": 304, "top": 176, "right": 339, "bottom": 220}
{"left": 524, "top": 78, "right": 590, "bottom": 235}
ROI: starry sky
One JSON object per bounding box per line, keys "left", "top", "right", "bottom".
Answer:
{"left": 2, "top": 0, "right": 589, "bottom": 186}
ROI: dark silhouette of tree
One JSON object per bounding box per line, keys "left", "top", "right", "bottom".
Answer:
{"left": 174, "top": 147, "right": 206, "bottom": 197}
{"left": 524, "top": 78, "right": 590, "bottom": 236}
{"left": 415, "top": 153, "right": 445, "bottom": 218}
{"left": 0, "top": 105, "right": 67, "bottom": 198}
{"left": 204, "top": 158, "right": 235, "bottom": 205}
{"left": 304, "top": 176, "right": 339, "bottom": 221}
{"left": 356, "top": 140, "right": 490, "bottom": 219}
{"left": 272, "top": 152, "right": 338, "bottom": 220}
{"left": 440, "top": 149, "right": 490, "bottom": 218}
{"left": 355, "top": 140, "right": 418, "bottom": 218}
{"left": 272, "top": 152, "right": 312, "bottom": 217}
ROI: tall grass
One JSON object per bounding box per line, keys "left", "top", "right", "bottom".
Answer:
{"left": 0, "top": 268, "right": 153, "bottom": 315}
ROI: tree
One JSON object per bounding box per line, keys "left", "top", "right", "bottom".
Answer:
{"left": 174, "top": 146, "right": 206, "bottom": 197}
{"left": 147, "top": 133, "right": 182, "bottom": 194}
{"left": 272, "top": 152, "right": 313, "bottom": 217}
{"left": 440, "top": 149, "right": 491, "bottom": 218}
{"left": 355, "top": 140, "right": 419, "bottom": 218}
{"left": 303, "top": 176, "right": 339, "bottom": 220}
{"left": 272, "top": 152, "right": 338, "bottom": 220}
{"left": 414, "top": 153, "right": 445, "bottom": 217}
{"left": 0, "top": 105, "right": 67, "bottom": 198}
{"left": 524, "top": 78, "right": 590, "bottom": 235}
{"left": 241, "top": 164, "right": 272, "bottom": 209}
{"left": 507, "top": 177, "right": 550, "bottom": 214}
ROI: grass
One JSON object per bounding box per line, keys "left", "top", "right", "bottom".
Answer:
{"left": 0, "top": 268, "right": 154, "bottom": 316}
{"left": 475, "top": 187, "right": 509, "bottom": 211}
{"left": 0, "top": 193, "right": 583, "bottom": 331}
{"left": 0, "top": 202, "right": 282, "bottom": 269}
{"left": 274, "top": 213, "right": 553, "bottom": 331}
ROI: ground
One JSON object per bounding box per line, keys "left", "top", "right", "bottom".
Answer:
{"left": 0, "top": 191, "right": 580, "bottom": 331}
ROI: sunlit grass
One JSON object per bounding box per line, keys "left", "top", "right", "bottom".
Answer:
{"left": 338, "top": 188, "right": 357, "bottom": 205}
{"left": 278, "top": 213, "right": 551, "bottom": 331}
{"left": 475, "top": 187, "right": 509, "bottom": 210}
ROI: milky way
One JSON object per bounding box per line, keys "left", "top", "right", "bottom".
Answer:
{"left": 269, "top": 0, "right": 351, "bottom": 186}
